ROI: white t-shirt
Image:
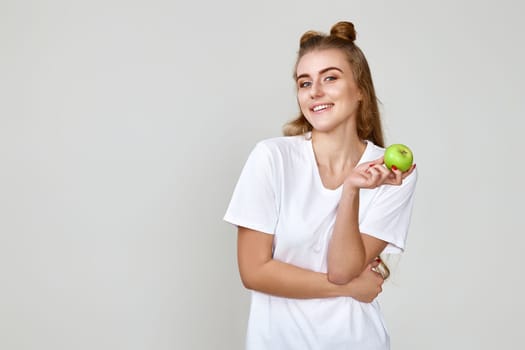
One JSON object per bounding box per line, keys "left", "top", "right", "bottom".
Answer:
{"left": 224, "top": 134, "right": 417, "bottom": 350}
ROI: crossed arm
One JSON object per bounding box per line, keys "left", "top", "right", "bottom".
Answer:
{"left": 237, "top": 226, "right": 384, "bottom": 302}
{"left": 237, "top": 157, "right": 415, "bottom": 301}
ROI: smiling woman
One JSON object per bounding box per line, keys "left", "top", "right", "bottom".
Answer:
{"left": 284, "top": 21, "right": 383, "bottom": 146}
{"left": 295, "top": 50, "right": 364, "bottom": 136}
{"left": 224, "top": 21, "right": 417, "bottom": 350}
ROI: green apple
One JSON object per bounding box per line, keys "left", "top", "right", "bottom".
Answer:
{"left": 384, "top": 144, "right": 414, "bottom": 172}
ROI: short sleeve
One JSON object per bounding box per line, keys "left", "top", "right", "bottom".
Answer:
{"left": 223, "top": 142, "right": 279, "bottom": 234}
{"left": 359, "top": 170, "right": 418, "bottom": 254}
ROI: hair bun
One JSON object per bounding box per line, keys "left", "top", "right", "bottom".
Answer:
{"left": 299, "top": 30, "right": 322, "bottom": 46}
{"left": 330, "top": 21, "right": 356, "bottom": 42}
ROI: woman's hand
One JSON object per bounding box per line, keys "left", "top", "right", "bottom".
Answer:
{"left": 344, "top": 157, "right": 416, "bottom": 190}
{"left": 344, "top": 261, "right": 385, "bottom": 303}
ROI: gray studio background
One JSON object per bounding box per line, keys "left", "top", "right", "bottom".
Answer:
{"left": 1, "top": 0, "right": 523, "bottom": 349}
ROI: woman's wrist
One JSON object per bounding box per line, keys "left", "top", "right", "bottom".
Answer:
{"left": 341, "top": 182, "right": 360, "bottom": 198}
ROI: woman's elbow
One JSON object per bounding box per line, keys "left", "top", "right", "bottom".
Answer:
{"left": 327, "top": 267, "right": 362, "bottom": 285}
{"left": 239, "top": 266, "right": 263, "bottom": 291}
{"left": 240, "top": 273, "right": 255, "bottom": 290}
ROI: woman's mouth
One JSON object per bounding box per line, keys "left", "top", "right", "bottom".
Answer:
{"left": 312, "top": 103, "right": 333, "bottom": 112}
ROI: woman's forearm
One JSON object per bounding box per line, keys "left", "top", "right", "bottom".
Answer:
{"left": 237, "top": 227, "right": 382, "bottom": 301}
{"left": 327, "top": 186, "right": 366, "bottom": 284}
{"left": 241, "top": 258, "right": 366, "bottom": 299}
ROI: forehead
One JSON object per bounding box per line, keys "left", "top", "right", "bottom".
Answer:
{"left": 296, "top": 49, "right": 351, "bottom": 75}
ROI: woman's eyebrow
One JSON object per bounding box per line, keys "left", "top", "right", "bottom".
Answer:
{"left": 296, "top": 67, "right": 343, "bottom": 81}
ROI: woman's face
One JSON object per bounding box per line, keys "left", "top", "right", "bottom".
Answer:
{"left": 296, "top": 49, "right": 362, "bottom": 134}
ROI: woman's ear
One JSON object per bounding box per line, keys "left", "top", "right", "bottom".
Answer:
{"left": 354, "top": 83, "right": 364, "bottom": 101}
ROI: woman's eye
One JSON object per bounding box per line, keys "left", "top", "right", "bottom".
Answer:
{"left": 324, "top": 76, "right": 337, "bottom": 82}
{"left": 299, "top": 81, "right": 312, "bottom": 88}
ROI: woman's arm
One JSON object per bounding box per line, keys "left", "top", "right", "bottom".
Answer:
{"left": 327, "top": 158, "right": 416, "bottom": 284}
{"left": 237, "top": 226, "right": 384, "bottom": 301}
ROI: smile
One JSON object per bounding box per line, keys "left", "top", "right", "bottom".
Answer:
{"left": 312, "top": 104, "right": 333, "bottom": 112}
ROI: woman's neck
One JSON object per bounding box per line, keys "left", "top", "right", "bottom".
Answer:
{"left": 311, "top": 128, "right": 366, "bottom": 173}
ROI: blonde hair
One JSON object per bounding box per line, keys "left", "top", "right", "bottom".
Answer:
{"left": 283, "top": 21, "right": 385, "bottom": 148}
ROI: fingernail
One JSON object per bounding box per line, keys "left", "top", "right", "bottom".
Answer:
{"left": 369, "top": 163, "right": 375, "bottom": 167}
{"left": 391, "top": 165, "right": 397, "bottom": 171}
{"left": 375, "top": 257, "right": 381, "bottom": 263}
{"left": 413, "top": 164, "right": 417, "bottom": 169}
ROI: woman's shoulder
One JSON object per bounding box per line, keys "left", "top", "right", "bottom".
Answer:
{"left": 255, "top": 134, "right": 309, "bottom": 153}
{"left": 245, "top": 135, "right": 310, "bottom": 167}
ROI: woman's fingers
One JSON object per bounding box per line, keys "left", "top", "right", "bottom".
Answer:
{"left": 401, "top": 164, "right": 416, "bottom": 180}
{"left": 383, "top": 163, "right": 416, "bottom": 186}
{"left": 388, "top": 167, "right": 403, "bottom": 185}
{"left": 363, "top": 166, "right": 382, "bottom": 188}
{"left": 360, "top": 157, "right": 384, "bottom": 170}
{"left": 350, "top": 159, "right": 415, "bottom": 189}
{"left": 367, "top": 163, "right": 392, "bottom": 187}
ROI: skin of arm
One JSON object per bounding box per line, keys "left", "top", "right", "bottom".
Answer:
{"left": 237, "top": 226, "right": 384, "bottom": 302}
{"left": 327, "top": 186, "right": 387, "bottom": 284}
{"left": 327, "top": 157, "right": 416, "bottom": 284}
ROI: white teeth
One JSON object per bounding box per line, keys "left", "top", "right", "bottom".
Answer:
{"left": 313, "top": 104, "right": 332, "bottom": 112}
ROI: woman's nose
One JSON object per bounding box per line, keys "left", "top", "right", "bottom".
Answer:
{"left": 310, "top": 80, "right": 324, "bottom": 99}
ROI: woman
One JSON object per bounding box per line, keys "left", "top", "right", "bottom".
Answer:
{"left": 224, "top": 21, "right": 417, "bottom": 350}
